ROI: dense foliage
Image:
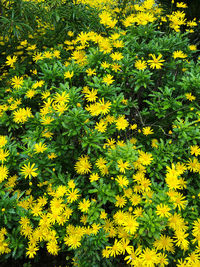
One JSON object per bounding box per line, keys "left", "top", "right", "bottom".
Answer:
{"left": 0, "top": 0, "right": 200, "bottom": 266}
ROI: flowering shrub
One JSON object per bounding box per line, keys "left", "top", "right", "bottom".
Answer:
{"left": 0, "top": 0, "right": 200, "bottom": 266}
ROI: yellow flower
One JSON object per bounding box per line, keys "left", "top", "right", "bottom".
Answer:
{"left": 115, "top": 175, "right": 129, "bottom": 188}
{"left": 64, "top": 71, "right": 74, "bottom": 79}
{"left": 111, "top": 63, "right": 121, "bottom": 72}
{"left": 124, "top": 246, "right": 142, "bottom": 265}
{"left": 20, "top": 40, "right": 28, "bottom": 46}
{"left": 43, "top": 51, "right": 53, "bottom": 59}
{"left": 32, "top": 80, "right": 44, "bottom": 89}
{"left": 190, "top": 145, "right": 200, "bottom": 156}
{"left": 66, "top": 188, "right": 80, "bottom": 203}
{"left": 110, "top": 52, "right": 123, "bottom": 61}
{"left": 100, "top": 210, "right": 107, "bottom": 219}
{"left": 6, "top": 55, "right": 17, "bottom": 67}
{"left": 13, "top": 107, "right": 32, "bottom": 124}
{"left": 27, "top": 44, "right": 36, "bottom": 51}
{"left": 84, "top": 88, "right": 98, "bottom": 102}
{"left": 53, "top": 50, "right": 60, "bottom": 58}
{"left": 96, "top": 157, "right": 107, "bottom": 170}
{"left": 32, "top": 69, "right": 37, "bottom": 75}
{"left": 176, "top": 2, "right": 187, "bottom": 8}
{"left": 102, "top": 74, "right": 114, "bottom": 85}
{"left": 33, "top": 52, "right": 44, "bottom": 62}
{"left": 26, "top": 244, "right": 39, "bottom": 258}
{"left": 139, "top": 248, "right": 160, "bottom": 266}
{"left": 72, "top": 50, "right": 87, "bottom": 65}
{"left": 0, "top": 136, "right": 7, "bottom": 148}
{"left": 34, "top": 142, "right": 47, "bottom": 153}
{"left": 26, "top": 89, "right": 37, "bottom": 99}
{"left": 170, "top": 192, "right": 187, "bottom": 210}
{"left": 168, "top": 212, "right": 187, "bottom": 232}
{"left": 53, "top": 102, "right": 68, "bottom": 116}
{"left": 115, "top": 116, "right": 129, "bottom": 130}
{"left": 187, "top": 158, "right": 200, "bottom": 172}
{"left": 86, "top": 68, "right": 96, "bottom": 76}
{"left": 41, "top": 116, "right": 54, "bottom": 125}
{"left": 89, "top": 173, "right": 100, "bottom": 182}
{"left": 147, "top": 54, "right": 165, "bottom": 69}
{"left": 46, "top": 240, "right": 59, "bottom": 255}
{"left": 54, "top": 91, "right": 69, "bottom": 103}
{"left": 0, "top": 165, "right": 9, "bottom": 183}
{"left": 67, "top": 31, "right": 74, "bottom": 37}
{"left": 105, "top": 239, "right": 123, "bottom": 257}
{"left": 173, "top": 50, "right": 187, "bottom": 59}
{"left": 135, "top": 60, "right": 147, "bottom": 70}
{"left": 189, "top": 45, "right": 197, "bottom": 51}
{"left": 41, "top": 91, "right": 51, "bottom": 99}
{"left": 142, "top": 126, "right": 154, "bottom": 135}
{"left": 115, "top": 195, "right": 127, "bottom": 208}
{"left": 48, "top": 153, "right": 57, "bottom": 159}
{"left": 21, "top": 162, "right": 38, "bottom": 179}
{"left": 101, "top": 61, "right": 110, "bottom": 69}
{"left": 187, "top": 19, "right": 197, "bottom": 27}
{"left": 173, "top": 229, "right": 189, "bottom": 251}
{"left": 156, "top": 204, "right": 171, "bottom": 218}
{"left": 117, "top": 160, "right": 129, "bottom": 173}
{"left": 99, "top": 11, "right": 117, "bottom": 28}
{"left": 97, "top": 98, "right": 112, "bottom": 115}
{"left": 11, "top": 76, "right": 24, "bottom": 89}
{"left": 78, "top": 198, "right": 91, "bottom": 213}
{"left": 64, "top": 234, "right": 81, "bottom": 249}
{"left": 122, "top": 214, "right": 139, "bottom": 235}
{"left": 185, "top": 93, "right": 196, "bottom": 101}
{"left": 113, "top": 40, "right": 124, "bottom": 48}
{"left": 95, "top": 120, "right": 107, "bottom": 133}
{"left": 0, "top": 149, "right": 9, "bottom": 163}
{"left": 77, "top": 31, "right": 89, "bottom": 45}
{"left": 138, "top": 150, "right": 153, "bottom": 166}
{"left": 74, "top": 155, "right": 91, "bottom": 174}
{"left": 151, "top": 138, "right": 158, "bottom": 148}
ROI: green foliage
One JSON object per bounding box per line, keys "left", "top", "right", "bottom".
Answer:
{"left": 0, "top": 0, "right": 200, "bottom": 266}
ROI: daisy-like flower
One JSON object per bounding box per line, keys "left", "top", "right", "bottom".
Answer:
{"left": 6, "top": 55, "right": 17, "bottom": 67}
{"left": 185, "top": 93, "right": 196, "bottom": 101}
{"left": 176, "top": 2, "right": 187, "bottom": 8}
{"left": 0, "top": 149, "right": 9, "bottom": 163}
{"left": 190, "top": 145, "right": 200, "bottom": 156}
{"left": 117, "top": 159, "right": 129, "bottom": 173}
{"left": 189, "top": 45, "right": 197, "bottom": 51}
{"left": 66, "top": 188, "right": 80, "bottom": 203}
{"left": 135, "top": 59, "right": 147, "bottom": 70}
{"left": 0, "top": 136, "right": 7, "bottom": 147}
{"left": 142, "top": 126, "right": 154, "bottom": 135}
{"left": 86, "top": 68, "right": 96, "bottom": 76}
{"left": 0, "top": 165, "right": 9, "bottom": 183}
{"left": 78, "top": 198, "right": 91, "bottom": 213}
{"left": 21, "top": 162, "right": 38, "bottom": 179}
{"left": 115, "top": 116, "right": 129, "bottom": 130}
{"left": 64, "top": 71, "right": 74, "bottom": 79}
{"left": 110, "top": 52, "right": 123, "bottom": 61}
{"left": 34, "top": 142, "right": 47, "bottom": 153}
{"left": 102, "top": 74, "right": 114, "bottom": 85}
{"left": 147, "top": 54, "right": 165, "bottom": 69}
{"left": 84, "top": 88, "right": 98, "bottom": 102}
{"left": 11, "top": 76, "right": 24, "bottom": 89}
{"left": 89, "top": 173, "right": 100, "bottom": 182}
{"left": 101, "top": 61, "right": 110, "bottom": 69}
{"left": 156, "top": 204, "right": 171, "bottom": 218}
{"left": 33, "top": 52, "right": 44, "bottom": 62}
{"left": 173, "top": 50, "right": 187, "bottom": 59}
{"left": 74, "top": 155, "right": 92, "bottom": 174}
